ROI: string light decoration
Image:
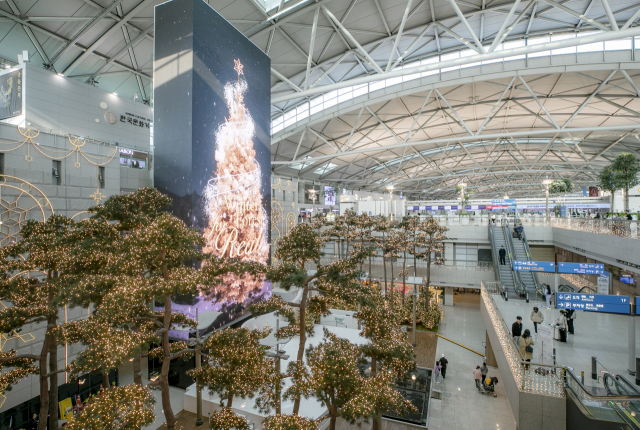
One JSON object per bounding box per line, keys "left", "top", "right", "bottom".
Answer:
{"left": 285, "top": 328, "right": 414, "bottom": 430}
{"left": 481, "top": 283, "right": 564, "bottom": 397}
{"left": 208, "top": 407, "right": 249, "bottom": 430}
{"left": 0, "top": 127, "right": 118, "bottom": 167}
{"left": 271, "top": 177, "right": 298, "bottom": 195}
{"left": 262, "top": 414, "right": 319, "bottom": 430}
{"left": 63, "top": 384, "right": 155, "bottom": 430}
{"left": 188, "top": 327, "right": 274, "bottom": 409}
{"left": 202, "top": 60, "right": 269, "bottom": 304}
{"left": 0, "top": 175, "right": 54, "bottom": 246}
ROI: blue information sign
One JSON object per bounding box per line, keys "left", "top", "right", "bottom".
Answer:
{"left": 491, "top": 199, "right": 516, "bottom": 206}
{"left": 557, "top": 293, "right": 630, "bottom": 315}
{"left": 636, "top": 297, "right": 640, "bottom": 315}
{"left": 512, "top": 261, "right": 555, "bottom": 273}
{"left": 558, "top": 263, "right": 605, "bottom": 275}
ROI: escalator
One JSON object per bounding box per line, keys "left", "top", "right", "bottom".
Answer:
{"left": 566, "top": 368, "right": 640, "bottom": 430}
{"left": 505, "top": 220, "right": 539, "bottom": 295}
{"left": 489, "top": 221, "right": 517, "bottom": 296}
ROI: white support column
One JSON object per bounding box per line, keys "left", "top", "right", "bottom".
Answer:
{"left": 444, "top": 287, "right": 454, "bottom": 307}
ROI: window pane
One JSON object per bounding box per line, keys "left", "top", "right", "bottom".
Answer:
{"left": 605, "top": 39, "right": 632, "bottom": 51}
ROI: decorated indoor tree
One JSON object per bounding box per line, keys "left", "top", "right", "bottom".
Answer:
{"left": 262, "top": 414, "right": 319, "bottom": 430}
{"left": 599, "top": 166, "right": 617, "bottom": 213}
{"left": 372, "top": 216, "right": 393, "bottom": 297}
{"left": 0, "top": 215, "right": 80, "bottom": 430}
{"left": 611, "top": 153, "right": 640, "bottom": 211}
{"left": 189, "top": 327, "right": 273, "bottom": 409}
{"left": 414, "top": 219, "right": 447, "bottom": 314}
{"left": 64, "top": 384, "right": 156, "bottom": 430}
{"left": 400, "top": 216, "right": 421, "bottom": 277}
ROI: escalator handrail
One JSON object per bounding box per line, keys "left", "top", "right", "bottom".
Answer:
{"left": 565, "top": 367, "right": 640, "bottom": 401}
{"left": 519, "top": 226, "right": 542, "bottom": 291}
{"left": 503, "top": 221, "right": 527, "bottom": 296}
{"left": 604, "top": 372, "right": 640, "bottom": 396}
{"left": 489, "top": 222, "right": 500, "bottom": 284}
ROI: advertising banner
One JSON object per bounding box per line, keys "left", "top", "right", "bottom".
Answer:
{"left": 154, "top": 0, "right": 271, "bottom": 336}
{"left": 0, "top": 69, "right": 22, "bottom": 120}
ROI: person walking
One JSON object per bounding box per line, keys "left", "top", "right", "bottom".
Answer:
{"left": 481, "top": 362, "right": 488, "bottom": 381}
{"left": 499, "top": 246, "right": 506, "bottom": 265}
{"left": 545, "top": 284, "right": 553, "bottom": 309}
{"left": 434, "top": 362, "right": 441, "bottom": 383}
{"left": 512, "top": 316, "right": 523, "bottom": 348}
{"left": 473, "top": 366, "right": 484, "bottom": 392}
{"left": 28, "top": 414, "right": 38, "bottom": 430}
{"left": 565, "top": 308, "right": 575, "bottom": 335}
{"left": 530, "top": 307, "right": 544, "bottom": 335}
{"left": 519, "top": 329, "right": 534, "bottom": 368}
{"left": 556, "top": 310, "right": 568, "bottom": 342}
{"left": 439, "top": 354, "right": 448, "bottom": 379}
{"left": 626, "top": 210, "right": 633, "bottom": 220}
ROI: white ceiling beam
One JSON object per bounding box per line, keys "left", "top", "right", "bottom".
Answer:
{"left": 89, "top": 25, "right": 153, "bottom": 81}
{"left": 245, "top": 0, "right": 336, "bottom": 38}
{"left": 563, "top": 70, "right": 616, "bottom": 128}
{"left": 435, "top": 89, "right": 474, "bottom": 135}
{"left": 271, "top": 68, "right": 303, "bottom": 92}
{"left": 517, "top": 76, "right": 560, "bottom": 129}
{"left": 599, "top": 0, "right": 619, "bottom": 31}
{"left": 386, "top": 0, "right": 414, "bottom": 72}
{"left": 620, "top": 70, "right": 640, "bottom": 97}
{"left": 589, "top": 133, "right": 631, "bottom": 160}
{"left": 476, "top": 77, "right": 515, "bottom": 135}
{"left": 621, "top": 6, "right": 640, "bottom": 30}
{"left": 271, "top": 26, "right": 640, "bottom": 104}
{"left": 488, "top": 0, "right": 521, "bottom": 53}
{"left": 537, "top": 0, "right": 611, "bottom": 32}
{"left": 447, "top": 0, "right": 486, "bottom": 53}
{"left": 292, "top": 128, "right": 307, "bottom": 161}
{"left": 304, "top": 8, "right": 320, "bottom": 90}
{"left": 434, "top": 22, "right": 482, "bottom": 53}
{"left": 63, "top": 0, "right": 155, "bottom": 75}
{"left": 321, "top": 6, "right": 384, "bottom": 74}
{"left": 488, "top": 0, "right": 536, "bottom": 52}
{"left": 344, "top": 107, "right": 364, "bottom": 152}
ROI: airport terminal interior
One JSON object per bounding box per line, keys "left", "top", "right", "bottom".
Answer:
{"left": 2, "top": 0, "right": 640, "bottom": 429}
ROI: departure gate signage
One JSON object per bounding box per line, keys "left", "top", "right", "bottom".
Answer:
{"left": 558, "top": 263, "right": 605, "bottom": 275}
{"left": 512, "top": 261, "right": 555, "bottom": 272}
{"left": 557, "top": 293, "right": 630, "bottom": 315}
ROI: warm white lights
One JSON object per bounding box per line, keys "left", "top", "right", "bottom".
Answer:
{"left": 57, "top": 73, "right": 64, "bottom": 77}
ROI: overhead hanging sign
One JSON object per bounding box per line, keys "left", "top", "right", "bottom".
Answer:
{"left": 513, "top": 261, "right": 555, "bottom": 272}
{"left": 557, "top": 293, "right": 630, "bottom": 315}
{"left": 558, "top": 263, "right": 605, "bottom": 275}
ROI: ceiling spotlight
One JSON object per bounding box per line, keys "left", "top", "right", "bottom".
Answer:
{"left": 57, "top": 73, "right": 64, "bottom": 77}
{"left": 4, "top": 65, "right": 10, "bottom": 69}
{"left": 112, "top": 92, "right": 118, "bottom": 96}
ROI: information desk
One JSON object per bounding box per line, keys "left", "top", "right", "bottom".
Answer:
{"left": 557, "top": 293, "right": 630, "bottom": 315}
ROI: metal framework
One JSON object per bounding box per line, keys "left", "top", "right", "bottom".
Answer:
{"left": 2, "top": 0, "right": 640, "bottom": 197}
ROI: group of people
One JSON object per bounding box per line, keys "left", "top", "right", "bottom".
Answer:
{"left": 511, "top": 306, "right": 576, "bottom": 357}
{"left": 434, "top": 354, "right": 448, "bottom": 383}
{"left": 472, "top": 362, "right": 489, "bottom": 392}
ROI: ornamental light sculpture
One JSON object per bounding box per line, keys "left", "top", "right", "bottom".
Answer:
{"left": 543, "top": 178, "right": 554, "bottom": 220}
{"left": 458, "top": 182, "right": 467, "bottom": 213}
{"left": 385, "top": 184, "right": 395, "bottom": 219}
{"left": 308, "top": 188, "right": 318, "bottom": 215}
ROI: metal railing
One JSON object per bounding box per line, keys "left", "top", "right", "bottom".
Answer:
{"left": 503, "top": 220, "right": 528, "bottom": 298}
{"left": 482, "top": 281, "right": 565, "bottom": 397}
{"left": 317, "top": 255, "right": 493, "bottom": 271}
{"left": 488, "top": 222, "right": 501, "bottom": 285}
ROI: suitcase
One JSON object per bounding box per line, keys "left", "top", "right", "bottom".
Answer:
{"left": 559, "top": 328, "right": 567, "bottom": 343}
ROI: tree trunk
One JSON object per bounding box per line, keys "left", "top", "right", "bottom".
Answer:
{"left": 425, "top": 254, "right": 432, "bottom": 315}
{"left": 402, "top": 250, "right": 407, "bottom": 308}
{"left": 292, "top": 282, "right": 310, "bottom": 415}
{"left": 227, "top": 392, "right": 234, "bottom": 409}
{"left": 37, "top": 332, "right": 51, "bottom": 430}
{"left": 371, "top": 356, "right": 381, "bottom": 430}
{"left": 103, "top": 371, "right": 110, "bottom": 389}
{"left": 611, "top": 192, "right": 614, "bottom": 215}
{"left": 390, "top": 257, "right": 395, "bottom": 313}
{"left": 382, "top": 255, "right": 388, "bottom": 300}
{"left": 625, "top": 188, "right": 629, "bottom": 212}
{"left": 133, "top": 348, "right": 142, "bottom": 386}
{"left": 160, "top": 293, "right": 177, "bottom": 429}
{"left": 329, "top": 413, "right": 337, "bottom": 430}
{"left": 48, "top": 320, "right": 59, "bottom": 430}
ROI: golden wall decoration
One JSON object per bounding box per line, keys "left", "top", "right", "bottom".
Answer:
{"left": 270, "top": 197, "right": 298, "bottom": 266}
{"left": 0, "top": 126, "right": 118, "bottom": 168}
{"left": 271, "top": 178, "right": 297, "bottom": 194}
{"left": 0, "top": 175, "right": 54, "bottom": 246}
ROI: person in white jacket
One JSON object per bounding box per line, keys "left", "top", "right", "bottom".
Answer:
{"left": 530, "top": 307, "right": 544, "bottom": 335}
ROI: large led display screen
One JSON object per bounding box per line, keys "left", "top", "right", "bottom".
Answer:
{"left": 0, "top": 69, "right": 22, "bottom": 120}
{"left": 154, "top": 0, "right": 271, "bottom": 338}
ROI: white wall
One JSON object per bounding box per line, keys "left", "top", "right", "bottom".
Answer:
{"left": 9, "top": 64, "right": 151, "bottom": 152}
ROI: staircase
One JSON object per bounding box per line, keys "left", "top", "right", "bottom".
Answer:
{"left": 490, "top": 222, "right": 517, "bottom": 295}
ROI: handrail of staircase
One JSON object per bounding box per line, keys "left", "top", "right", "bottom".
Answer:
{"left": 488, "top": 221, "right": 501, "bottom": 284}
{"left": 503, "top": 220, "right": 528, "bottom": 298}
{"left": 519, "top": 226, "right": 543, "bottom": 296}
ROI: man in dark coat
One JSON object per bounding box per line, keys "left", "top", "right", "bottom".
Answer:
{"left": 499, "top": 246, "right": 506, "bottom": 265}
{"left": 439, "top": 354, "right": 449, "bottom": 379}
{"left": 512, "top": 316, "right": 523, "bottom": 347}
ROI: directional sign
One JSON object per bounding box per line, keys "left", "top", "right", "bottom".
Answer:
{"left": 492, "top": 199, "right": 516, "bottom": 206}
{"left": 513, "top": 261, "right": 556, "bottom": 273}
{"left": 558, "top": 263, "right": 605, "bottom": 275}
{"left": 557, "top": 293, "right": 630, "bottom": 315}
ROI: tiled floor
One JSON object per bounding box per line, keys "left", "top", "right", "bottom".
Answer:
{"left": 493, "top": 294, "right": 638, "bottom": 390}
{"left": 427, "top": 293, "right": 517, "bottom": 430}
{"left": 117, "top": 359, "right": 186, "bottom": 430}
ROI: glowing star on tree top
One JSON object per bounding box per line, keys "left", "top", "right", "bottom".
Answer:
{"left": 234, "top": 59, "right": 244, "bottom": 79}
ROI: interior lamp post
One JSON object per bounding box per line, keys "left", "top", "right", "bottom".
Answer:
{"left": 543, "top": 178, "right": 554, "bottom": 220}
{"left": 458, "top": 182, "right": 467, "bottom": 213}
{"left": 308, "top": 188, "right": 318, "bottom": 216}
{"left": 385, "top": 184, "right": 395, "bottom": 219}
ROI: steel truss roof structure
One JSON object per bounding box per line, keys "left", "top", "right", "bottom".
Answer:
{"left": 2, "top": 0, "right": 640, "bottom": 198}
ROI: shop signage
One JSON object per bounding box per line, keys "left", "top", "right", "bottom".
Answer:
{"left": 120, "top": 112, "right": 151, "bottom": 128}
{"left": 557, "top": 263, "right": 605, "bottom": 275}
{"left": 512, "top": 261, "right": 555, "bottom": 272}
{"left": 557, "top": 293, "right": 630, "bottom": 315}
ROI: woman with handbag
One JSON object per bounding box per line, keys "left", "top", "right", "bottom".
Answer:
{"left": 519, "top": 329, "right": 534, "bottom": 369}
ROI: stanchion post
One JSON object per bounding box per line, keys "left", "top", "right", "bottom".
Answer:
{"left": 195, "top": 309, "right": 203, "bottom": 426}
